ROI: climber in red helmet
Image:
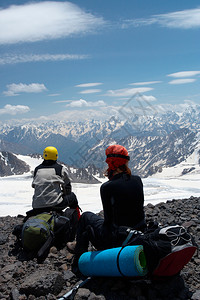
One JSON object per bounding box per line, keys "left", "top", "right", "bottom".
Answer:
{"left": 67, "top": 144, "right": 146, "bottom": 274}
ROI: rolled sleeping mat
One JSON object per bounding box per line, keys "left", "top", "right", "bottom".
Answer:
{"left": 78, "top": 245, "right": 147, "bottom": 277}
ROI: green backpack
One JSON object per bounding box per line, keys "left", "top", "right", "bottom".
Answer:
{"left": 21, "top": 213, "right": 54, "bottom": 253}
{"left": 13, "top": 208, "right": 78, "bottom": 262}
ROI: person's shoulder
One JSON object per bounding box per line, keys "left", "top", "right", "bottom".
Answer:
{"left": 59, "top": 163, "right": 68, "bottom": 171}
{"left": 59, "top": 164, "right": 71, "bottom": 179}
{"left": 131, "top": 174, "right": 143, "bottom": 183}
{"left": 34, "top": 162, "right": 43, "bottom": 170}
{"left": 101, "top": 180, "right": 108, "bottom": 187}
{"left": 131, "top": 174, "right": 141, "bottom": 180}
{"left": 100, "top": 179, "right": 110, "bottom": 189}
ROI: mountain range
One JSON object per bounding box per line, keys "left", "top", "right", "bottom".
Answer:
{"left": 0, "top": 151, "right": 101, "bottom": 183}
{"left": 0, "top": 103, "right": 200, "bottom": 178}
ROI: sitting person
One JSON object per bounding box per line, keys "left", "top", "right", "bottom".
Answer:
{"left": 13, "top": 146, "right": 80, "bottom": 254}
{"left": 30, "top": 146, "right": 79, "bottom": 215}
{"left": 67, "top": 144, "right": 146, "bottom": 274}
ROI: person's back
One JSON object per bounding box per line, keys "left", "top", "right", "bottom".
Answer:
{"left": 67, "top": 144, "right": 146, "bottom": 275}
{"left": 32, "top": 160, "right": 67, "bottom": 209}
{"left": 32, "top": 146, "right": 78, "bottom": 211}
{"left": 101, "top": 172, "right": 144, "bottom": 228}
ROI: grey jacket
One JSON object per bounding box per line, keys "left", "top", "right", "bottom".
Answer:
{"left": 32, "top": 160, "right": 73, "bottom": 209}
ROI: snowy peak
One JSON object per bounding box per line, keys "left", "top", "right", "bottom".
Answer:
{"left": 0, "top": 151, "right": 30, "bottom": 176}
{"left": 0, "top": 104, "right": 200, "bottom": 177}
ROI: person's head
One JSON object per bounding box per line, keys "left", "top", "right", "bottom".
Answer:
{"left": 105, "top": 144, "right": 131, "bottom": 179}
{"left": 43, "top": 146, "right": 58, "bottom": 161}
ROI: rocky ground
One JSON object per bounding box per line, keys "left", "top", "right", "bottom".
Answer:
{"left": 0, "top": 196, "right": 199, "bottom": 300}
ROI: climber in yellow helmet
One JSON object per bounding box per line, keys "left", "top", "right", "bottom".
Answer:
{"left": 43, "top": 146, "right": 58, "bottom": 160}
{"left": 31, "top": 146, "right": 79, "bottom": 214}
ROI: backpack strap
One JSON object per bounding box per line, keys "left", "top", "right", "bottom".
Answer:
{"left": 37, "top": 232, "right": 54, "bottom": 259}
{"left": 24, "top": 208, "right": 57, "bottom": 222}
{"left": 37, "top": 214, "right": 55, "bottom": 260}
{"left": 116, "top": 246, "right": 126, "bottom": 277}
{"left": 122, "top": 228, "right": 142, "bottom": 247}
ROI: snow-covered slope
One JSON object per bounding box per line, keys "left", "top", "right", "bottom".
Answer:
{"left": 16, "top": 154, "right": 43, "bottom": 173}
{"left": 150, "top": 135, "right": 200, "bottom": 179}
{"left": 0, "top": 151, "right": 30, "bottom": 176}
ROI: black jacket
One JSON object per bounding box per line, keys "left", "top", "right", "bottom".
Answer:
{"left": 100, "top": 172, "right": 145, "bottom": 229}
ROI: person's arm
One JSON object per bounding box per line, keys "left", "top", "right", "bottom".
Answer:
{"left": 61, "top": 167, "right": 72, "bottom": 195}
{"left": 61, "top": 166, "right": 79, "bottom": 209}
{"left": 64, "top": 192, "right": 79, "bottom": 209}
{"left": 135, "top": 176, "right": 145, "bottom": 205}
{"left": 100, "top": 183, "right": 113, "bottom": 225}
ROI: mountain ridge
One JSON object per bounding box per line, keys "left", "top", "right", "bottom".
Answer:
{"left": 0, "top": 104, "right": 200, "bottom": 177}
{"left": 0, "top": 152, "right": 101, "bottom": 184}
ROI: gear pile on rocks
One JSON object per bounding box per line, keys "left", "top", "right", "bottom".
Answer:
{"left": 0, "top": 196, "right": 199, "bottom": 300}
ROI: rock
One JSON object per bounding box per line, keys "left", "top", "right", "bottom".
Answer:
{"left": 0, "top": 233, "right": 8, "bottom": 245}
{"left": 181, "top": 220, "right": 196, "bottom": 228}
{"left": 50, "top": 246, "right": 57, "bottom": 254}
{"left": 88, "top": 292, "right": 106, "bottom": 300}
{"left": 20, "top": 270, "right": 65, "bottom": 297}
{"left": 191, "top": 290, "right": 200, "bottom": 300}
{"left": 10, "top": 288, "right": 20, "bottom": 300}
{"left": 63, "top": 270, "right": 75, "bottom": 281}
{"left": 60, "top": 263, "right": 68, "bottom": 271}
{"left": 75, "top": 288, "right": 91, "bottom": 299}
{"left": 0, "top": 197, "right": 199, "bottom": 299}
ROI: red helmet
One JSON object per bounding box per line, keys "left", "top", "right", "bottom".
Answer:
{"left": 105, "top": 145, "right": 130, "bottom": 170}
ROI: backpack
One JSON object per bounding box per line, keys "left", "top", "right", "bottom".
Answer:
{"left": 53, "top": 208, "right": 79, "bottom": 249}
{"left": 13, "top": 208, "right": 79, "bottom": 261}
{"left": 22, "top": 213, "right": 54, "bottom": 253}
{"left": 122, "top": 224, "right": 197, "bottom": 278}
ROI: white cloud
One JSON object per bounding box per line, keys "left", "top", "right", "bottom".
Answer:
{"left": 155, "top": 8, "right": 200, "bottom": 29}
{"left": 3, "top": 83, "right": 47, "bottom": 96}
{"left": 106, "top": 87, "right": 153, "bottom": 97}
{"left": 0, "top": 2, "right": 106, "bottom": 44}
{"left": 3, "top": 100, "right": 200, "bottom": 124}
{"left": 48, "top": 94, "right": 61, "bottom": 97}
{"left": 122, "top": 8, "right": 200, "bottom": 29}
{"left": 169, "top": 78, "right": 196, "bottom": 85}
{"left": 66, "top": 99, "right": 105, "bottom": 107}
{"left": 0, "top": 54, "right": 89, "bottom": 65}
{"left": 47, "top": 106, "right": 118, "bottom": 122}
{"left": 140, "top": 95, "right": 157, "bottom": 102}
{"left": 68, "top": 99, "right": 88, "bottom": 107}
{"left": 167, "top": 71, "right": 200, "bottom": 78}
{"left": 75, "top": 82, "right": 103, "bottom": 88}
{"left": 130, "top": 81, "right": 162, "bottom": 86}
{"left": 0, "top": 104, "right": 30, "bottom": 115}
{"left": 79, "top": 89, "right": 102, "bottom": 94}
{"left": 53, "top": 100, "right": 73, "bottom": 103}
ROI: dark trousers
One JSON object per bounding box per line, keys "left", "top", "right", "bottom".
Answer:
{"left": 74, "top": 211, "right": 128, "bottom": 260}
{"left": 74, "top": 211, "right": 147, "bottom": 262}
{"left": 74, "top": 212, "right": 112, "bottom": 258}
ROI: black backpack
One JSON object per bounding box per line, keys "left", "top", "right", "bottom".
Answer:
{"left": 54, "top": 208, "right": 79, "bottom": 249}
{"left": 122, "top": 224, "right": 197, "bottom": 277}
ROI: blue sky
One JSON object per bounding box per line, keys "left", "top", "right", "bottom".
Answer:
{"left": 0, "top": 0, "right": 200, "bottom": 123}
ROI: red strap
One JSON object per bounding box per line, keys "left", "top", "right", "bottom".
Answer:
{"left": 76, "top": 206, "right": 81, "bottom": 220}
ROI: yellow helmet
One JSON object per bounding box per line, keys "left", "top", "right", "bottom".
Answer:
{"left": 43, "top": 146, "right": 58, "bottom": 161}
